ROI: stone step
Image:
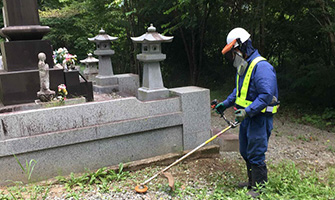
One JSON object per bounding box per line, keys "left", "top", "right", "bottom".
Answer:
{"left": 108, "top": 145, "right": 220, "bottom": 172}
{"left": 211, "top": 128, "right": 239, "bottom": 152}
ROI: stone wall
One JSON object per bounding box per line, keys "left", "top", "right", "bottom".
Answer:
{"left": 0, "top": 86, "right": 210, "bottom": 185}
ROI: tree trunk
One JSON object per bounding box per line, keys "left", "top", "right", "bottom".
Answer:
{"left": 196, "top": 0, "right": 211, "bottom": 85}
{"left": 180, "top": 28, "right": 197, "bottom": 85}
{"left": 122, "top": 0, "right": 140, "bottom": 74}
{"left": 259, "top": 0, "right": 266, "bottom": 55}
{"left": 315, "top": 0, "right": 335, "bottom": 64}
{"left": 179, "top": 1, "right": 211, "bottom": 86}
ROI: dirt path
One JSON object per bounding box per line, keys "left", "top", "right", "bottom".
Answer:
{"left": 211, "top": 109, "right": 335, "bottom": 170}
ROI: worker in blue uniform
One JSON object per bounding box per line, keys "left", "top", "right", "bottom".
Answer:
{"left": 215, "top": 27, "right": 279, "bottom": 197}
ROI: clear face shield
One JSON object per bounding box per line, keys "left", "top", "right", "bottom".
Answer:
{"left": 233, "top": 51, "right": 248, "bottom": 76}
{"left": 222, "top": 39, "right": 248, "bottom": 76}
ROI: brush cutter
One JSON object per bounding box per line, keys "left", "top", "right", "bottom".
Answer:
{"left": 134, "top": 99, "right": 239, "bottom": 193}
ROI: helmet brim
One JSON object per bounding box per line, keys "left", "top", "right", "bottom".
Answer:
{"left": 222, "top": 39, "right": 237, "bottom": 55}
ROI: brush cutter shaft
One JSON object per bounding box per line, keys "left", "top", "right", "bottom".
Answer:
{"left": 141, "top": 124, "right": 233, "bottom": 186}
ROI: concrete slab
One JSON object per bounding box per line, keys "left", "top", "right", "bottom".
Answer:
{"left": 109, "top": 145, "right": 220, "bottom": 172}
{"left": 211, "top": 128, "right": 239, "bottom": 152}
{"left": 138, "top": 87, "right": 170, "bottom": 101}
{"left": 115, "top": 74, "right": 139, "bottom": 97}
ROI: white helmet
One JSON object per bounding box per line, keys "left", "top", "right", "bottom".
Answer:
{"left": 222, "top": 27, "right": 250, "bottom": 55}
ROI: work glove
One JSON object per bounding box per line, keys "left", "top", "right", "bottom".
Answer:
{"left": 235, "top": 109, "right": 247, "bottom": 122}
{"left": 215, "top": 102, "right": 226, "bottom": 115}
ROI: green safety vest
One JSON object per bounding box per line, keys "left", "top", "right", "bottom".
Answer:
{"left": 235, "top": 56, "right": 278, "bottom": 114}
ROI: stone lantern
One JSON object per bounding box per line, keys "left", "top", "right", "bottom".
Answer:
{"left": 80, "top": 53, "right": 99, "bottom": 81}
{"left": 88, "top": 29, "right": 118, "bottom": 93}
{"left": 131, "top": 24, "right": 173, "bottom": 101}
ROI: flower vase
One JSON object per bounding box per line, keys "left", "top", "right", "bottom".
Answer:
{"left": 62, "top": 63, "right": 68, "bottom": 71}
{"left": 69, "top": 65, "right": 76, "bottom": 70}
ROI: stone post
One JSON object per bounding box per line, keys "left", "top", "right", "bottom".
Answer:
{"left": 170, "top": 86, "right": 211, "bottom": 150}
{"left": 131, "top": 24, "right": 173, "bottom": 101}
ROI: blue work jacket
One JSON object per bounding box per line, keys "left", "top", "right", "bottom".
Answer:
{"left": 223, "top": 50, "right": 278, "bottom": 117}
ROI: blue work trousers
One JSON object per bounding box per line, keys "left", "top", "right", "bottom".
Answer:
{"left": 239, "top": 114, "right": 273, "bottom": 166}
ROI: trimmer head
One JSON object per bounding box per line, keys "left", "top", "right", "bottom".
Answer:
{"left": 134, "top": 185, "right": 148, "bottom": 193}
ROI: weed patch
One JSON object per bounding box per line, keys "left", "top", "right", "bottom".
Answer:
{"left": 294, "top": 108, "right": 335, "bottom": 131}
{"left": 56, "top": 163, "right": 130, "bottom": 192}
{"left": 13, "top": 155, "right": 37, "bottom": 183}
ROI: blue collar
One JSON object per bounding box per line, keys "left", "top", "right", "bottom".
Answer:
{"left": 247, "top": 50, "right": 261, "bottom": 63}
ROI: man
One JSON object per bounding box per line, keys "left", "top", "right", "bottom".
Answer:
{"left": 215, "top": 27, "right": 279, "bottom": 197}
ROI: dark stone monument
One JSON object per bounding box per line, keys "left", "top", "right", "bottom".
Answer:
{"left": 0, "top": 0, "right": 93, "bottom": 106}
{"left": 0, "top": 0, "right": 53, "bottom": 71}
{"left": 1, "top": 40, "right": 54, "bottom": 71}
{"left": 3, "top": 0, "right": 40, "bottom": 26}
{"left": 0, "top": 69, "right": 64, "bottom": 105}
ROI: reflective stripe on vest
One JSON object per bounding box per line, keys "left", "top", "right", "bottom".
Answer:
{"left": 235, "top": 56, "right": 278, "bottom": 114}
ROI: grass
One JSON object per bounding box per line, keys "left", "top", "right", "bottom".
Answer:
{"left": 0, "top": 158, "right": 334, "bottom": 199}
{"left": 55, "top": 163, "right": 130, "bottom": 192}
{"left": 185, "top": 161, "right": 334, "bottom": 200}
{"left": 296, "top": 134, "right": 317, "bottom": 142}
{"left": 13, "top": 155, "right": 37, "bottom": 183}
{"left": 43, "top": 100, "right": 65, "bottom": 108}
{"left": 327, "top": 145, "right": 335, "bottom": 153}
{"left": 276, "top": 103, "right": 335, "bottom": 132}
{"left": 151, "top": 159, "right": 335, "bottom": 200}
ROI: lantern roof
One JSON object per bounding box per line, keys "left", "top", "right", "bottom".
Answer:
{"left": 80, "top": 53, "right": 99, "bottom": 64}
{"left": 131, "top": 24, "right": 173, "bottom": 43}
{"left": 88, "top": 29, "right": 118, "bottom": 42}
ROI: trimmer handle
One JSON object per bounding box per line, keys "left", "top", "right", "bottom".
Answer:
{"left": 211, "top": 99, "right": 224, "bottom": 115}
{"left": 210, "top": 99, "right": 219, "bottom": 109}
{"left": 211, "top": 99, "right": 238, "bottom": 128}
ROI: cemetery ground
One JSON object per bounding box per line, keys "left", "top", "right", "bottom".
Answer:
{"left": 0, "top": 103, "right": 335, "bottom": 199}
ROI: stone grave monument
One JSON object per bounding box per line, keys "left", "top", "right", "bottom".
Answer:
{"left": 131, "top": 24, "right": 173, "bottom": 101}
{"left": 0, "top": 0, "right": 93, "bottom": 106}
{"left": 0, "top": 0, "right": 53, "bottom": 70}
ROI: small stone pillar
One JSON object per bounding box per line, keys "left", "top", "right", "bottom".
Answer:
{"left": 88, "top": 29, "right": 118, "bottom": 93}
{"left": 131, "top": 24, "right": 173, "bottom": 101}
{"left": 80, "top": 53, "right": 99, "bottom": 81}
{"left": 37, "top": 52, "right": 55, "bottom": 102}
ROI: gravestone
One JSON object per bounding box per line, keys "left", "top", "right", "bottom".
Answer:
{"left": 3, "top": 0, "right": 40, "bottom": 26}
{"left": 0, "top": 0, "right": 53, "bottom": 71}
{"left": 0, "top": 0, "right": 93, "bottom": 106}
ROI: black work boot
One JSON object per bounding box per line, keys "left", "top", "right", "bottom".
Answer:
{"left": 247, "top": 164, "right": 268, "bottom": 198}
{"left": 238, "top": 162, "right": 252, "bottom": 189}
